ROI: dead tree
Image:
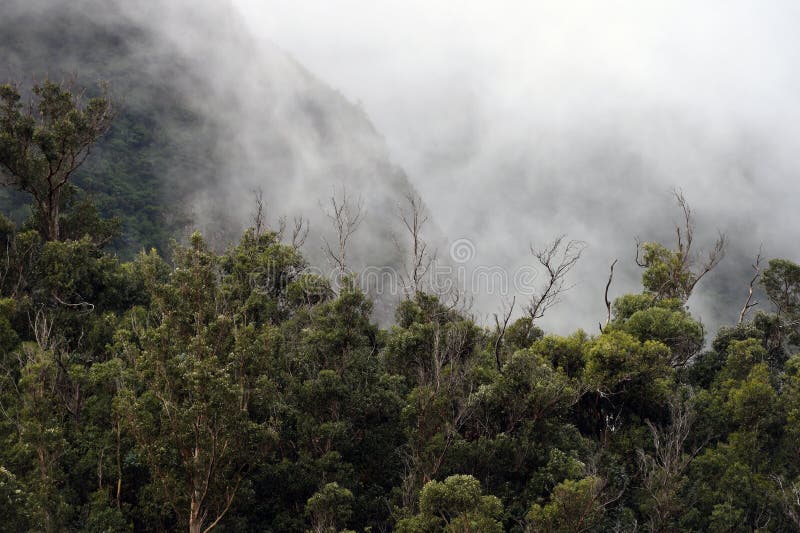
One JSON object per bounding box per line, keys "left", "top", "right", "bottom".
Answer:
{"left": 394, "top": 192, "right": 435, "bottom": 296}
{"left": 250, "top": 189, "right": 266, "bottom": 236}
{"left": 321, "top": 188, "right": 364, "bottom": 283}
{"left": 527, "top": 236, "right": 586, "bottom": 322}
{"left": 637, "top": 393, "right": 707, "bottom": 532}
{"left": 251, "top": 189, "right": 309, "bottom": 250}
{"left": 290, "top": 216, "right": 309, "bottom": 250}
{"left": 602, "top": 259, "right": 618, "bottom": 331}
{"left": 774, "top": 476, "right": 800, "bottom": 530}
{"left": 399, "top": 320, "right": 476, "bottom": 509}
{"left": 492, "top": 296, "right": 515, "bottom": 372}
{"left": 738, "top": 247, "right": 763, "bottom": 324}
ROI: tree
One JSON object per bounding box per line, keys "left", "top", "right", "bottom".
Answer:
{"left": 0, "top": 80, "right": 114, "bottom": 241}
{"left": 610, "top": 294, "right": 704, "bottom": 367}
{"left": 305, "top": 482, "right": 355, "bottom": 533}
{"left": 526, "top": 236, "right": 585, "bottom": 322}
{"left": 321, "top": 187, "right": 364, "bottom": 285}
{"left": 475, "top": 349, "right": 580, "bottom": 436}
{"left": 395, "top": 192, "right": 434, "bottom": 296}
{"left": 637, "top": 392, "right": 705, "bottom": 531}
{"left": 2, "top": 340, "right": 69, "bottom": 532}
{"left": 636, "top": 190, "right": 725, "bottom": 303}
{"left": 116, "top": 234, "right": 276, "bottom": 533}
{"left": 526, "top": 476, "right": 610, "bottom": 533}
{"left": 395, "top": 475, "right": 504, "bottom": 533}
{"left": 761, "top": 258, "right": 800, "bottom": 339}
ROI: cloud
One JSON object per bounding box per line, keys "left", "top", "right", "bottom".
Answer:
{"left": 5, "top": 0, "right": 797, "bottom": 332}
{"left": 233, "top": 0, "right": 800, "bottom": 333}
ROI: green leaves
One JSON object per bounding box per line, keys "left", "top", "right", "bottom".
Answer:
{"left": 117, "top": 233, "right": 281, "bottom": 531}
{"left": 640, "top": 242, "right": 698, "bottom": 302}
{"left": 584, "top": 330, "right": 671, "bottom": 394}
{"left": 762, "top": 259, "right": 800, "bottom": 315}
{"left": 305, "top": 482, "right": 355, "bottom": 533}
{"left": 527, "top": 476, "right": 607, "bottom": 533}
{"left": 0, "top": 80, "right": 114, "bottom": 241}
{"left": 396, "top": 475, "right": 504, "bottom": 533}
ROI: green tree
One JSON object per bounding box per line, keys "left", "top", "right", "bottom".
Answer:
{"left": 305, "top": 482, "right": 355, "bottom": 533}
{"left": 396, "top": 474, "right": 504, "bottom": 533}
{"left": 526, "top": 476, "right": 608, "bottom": 533}
{"left": 117, "top": 234, "right": 276, "bottom": 533}
{"left": 636, "top": 191, "right": 725, "bottom": 303}
{"left": 0, "top": 81, "right": 114, "bottom": 241}
{"left": 762, "top": 259, "right": 800, "bottom": 318}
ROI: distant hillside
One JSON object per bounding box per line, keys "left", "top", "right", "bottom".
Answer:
{"left": 0, "top": 0, "right": 425, "bottom": 276}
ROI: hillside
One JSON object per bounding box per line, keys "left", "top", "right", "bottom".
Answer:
{"left": 0, "top": 0, "right": 421, "bottom": 269}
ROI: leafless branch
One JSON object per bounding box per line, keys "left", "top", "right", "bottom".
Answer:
{"left": 52, "top": 293, "right": 95, "bottom": 314}
{"left": 636, "top": 190, "right": 726, "bottom": 301}
{"left": 492, "top": 296, "right": 515, "bottom": 372}
{"left": 738, "top": 247, "right": 763, "bottom": 325}
{"left": 291, "top": 216, "right": 309, "bottom": 250}
{"left": 635, "top": 236, "right": 646, "bottom": 267}
{"left": 687, "top": 232, "right": 726, "bottom": 295}
{"left": 394, "top": 191, "right": 434, "bottom": 296}
{"left": 527, "top": 236, "right": 586, "bottom": 322}
{"left": 637, "top": 392, "right": 707, "bottom": 531}
{"left": 250, "top": 189, "right": 265, "bottom": 236}
{"left": 673, "top": 190, "right": 727, "bottom": 296}
{"left": 774, "top": 475, "right": 800, "bottom": 530}
{"left": 321, "top": 187, "right": 364, "bottom": 282}
{"left": 674, "top": 189, "right": 693, "bottom": 261}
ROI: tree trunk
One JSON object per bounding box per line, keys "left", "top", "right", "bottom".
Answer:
{"left": 189, "top": 497, "right": 204, "bottom": 533}
{"left": 43, "top": 200, "right": 59, "bottom": 241}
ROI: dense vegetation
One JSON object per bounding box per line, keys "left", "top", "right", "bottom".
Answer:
{"left": 3, "top": 83, "right": 800, "bottom": 533}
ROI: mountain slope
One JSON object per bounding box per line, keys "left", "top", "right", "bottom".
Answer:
{"left": 0, "top": 0, "right": 423, "bottom": 281}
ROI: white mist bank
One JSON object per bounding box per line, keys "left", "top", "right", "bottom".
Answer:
{"left": 234, "top": 0, "right": 800, "bottom": 333}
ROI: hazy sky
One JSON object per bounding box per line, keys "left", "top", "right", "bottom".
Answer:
{"left": 233, "top": 1, "right": 800, "bottom": 176}
{"left": 231, "top": 1, "right": 800, "bottom": 331}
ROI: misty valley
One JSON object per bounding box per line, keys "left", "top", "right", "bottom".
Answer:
{"left": 2, "top": 1, "right": 800, "bottom": 532}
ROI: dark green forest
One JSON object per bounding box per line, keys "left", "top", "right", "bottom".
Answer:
{"left": 3, "top": 77, "right": 800, "bottom": 533}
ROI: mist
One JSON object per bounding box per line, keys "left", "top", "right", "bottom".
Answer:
{"left": 2, "top": 0, "right": 434, "bottom": 324}
{"left": 232, "top": 0, "right": 800, "bottom": 333}
{"left": 3, "top": 0, "right": 798, "bottom": 333}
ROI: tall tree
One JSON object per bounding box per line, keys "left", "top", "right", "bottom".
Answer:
{"left": 0, "top": 80, "right": 114, "bottom": 241}
{"left": 117, "top": 234, "right": 276, "bottom": 533}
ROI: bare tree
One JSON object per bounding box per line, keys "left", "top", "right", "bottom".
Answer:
{"left": 399, "top": 320, "right": 476, "bottom": 509}
{"left": 602, "top": 259, "right": 618, "bottom": 331}
{"left": 321, "top": 188, "right": 364, "bottom": 282}
{"left": 527, "top": 236, "right": 586, "bottom": 322}
{"left": 674, "top": 191, "right": 726, "bottom": 296}
{"left": 492, "top": 296, "right": 515, "bottom": 372}
{"left": 637, "top": 393, "right": 707, "bottom": 532}
{"left": 394, "top": 192, "right": 435, "bottom": 296}
{"left": 250, "top": 189, "right": 266, "bottom": 236}
{"left": 271, "top": 214, "right": 309, "bottom": 250}
{"left": 290, "top": 216, "right": 309, "bottom": 250}
{"left": 774, "top": 476, "right": 800, "bottom": 530}
{"left": 738, "top": 247, "right": 763, "bottom": 324}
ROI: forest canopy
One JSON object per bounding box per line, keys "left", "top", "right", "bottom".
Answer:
{"left": 2, "top": 80, "right": 800, "bottom": 533}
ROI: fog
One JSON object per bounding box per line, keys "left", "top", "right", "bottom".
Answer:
{"left": 4, "top": 0, "right": 799, "bottom": 333}
{"left": 233, "top": 0, "right": 800, "bottom": 332}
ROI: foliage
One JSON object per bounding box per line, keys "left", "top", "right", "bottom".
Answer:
{"left": 1, "top": 75, "right": 800, "bottom": 532}
{"left": 395, "top": 475, "right": 504, "bottom": 533}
